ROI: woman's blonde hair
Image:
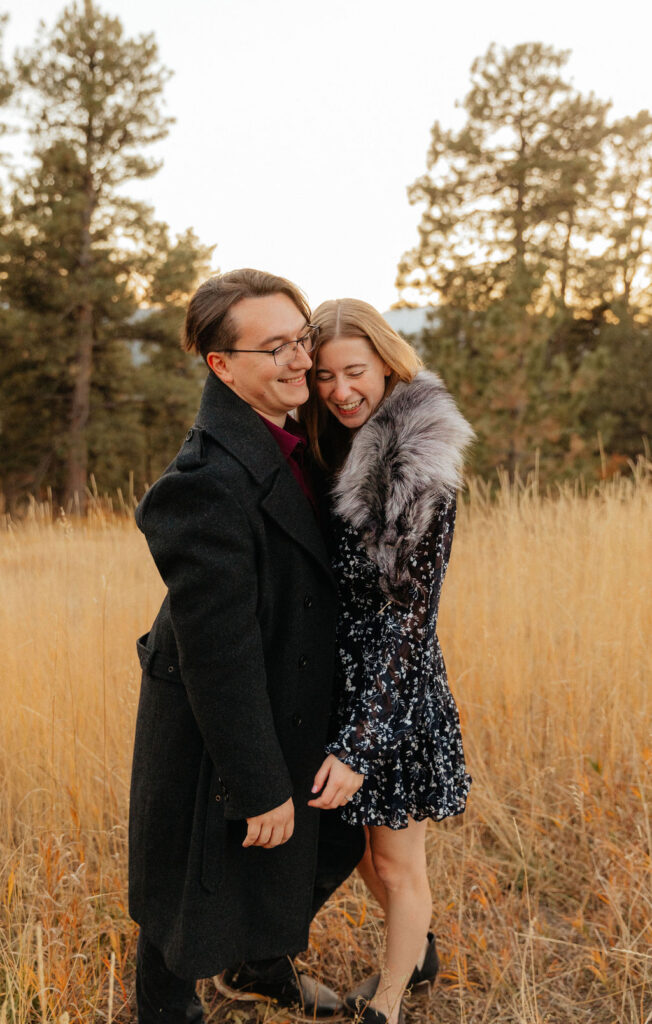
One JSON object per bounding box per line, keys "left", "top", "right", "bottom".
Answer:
{"left": 299, "top": 298, "right": 423, "bottom": 471}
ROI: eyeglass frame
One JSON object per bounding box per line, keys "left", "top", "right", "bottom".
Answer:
{"left": 215, "top": 324, "right": 320, "bottom": 366}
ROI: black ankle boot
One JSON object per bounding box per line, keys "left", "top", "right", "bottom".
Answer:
{"left": 344, "top": 932, "right": 438, "bottom": 1014}
{"left": 408, "top": 931, "right": 439, "bottom": 987}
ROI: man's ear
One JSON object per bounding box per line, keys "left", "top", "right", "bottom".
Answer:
{"left": 207, "top": 350, "right": 234, "bottom": 384}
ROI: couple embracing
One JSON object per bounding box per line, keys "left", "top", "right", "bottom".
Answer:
{"left": 129, "top": 269, "right": 474, "bottom": 1024}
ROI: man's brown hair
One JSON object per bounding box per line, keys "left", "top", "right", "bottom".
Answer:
{"left": 182, "top": 268, "right": 311, "bottom": 363}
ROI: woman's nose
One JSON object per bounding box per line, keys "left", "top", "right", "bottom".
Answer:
{"left": 331, "top": 380, "right": 351, "bottom": 401}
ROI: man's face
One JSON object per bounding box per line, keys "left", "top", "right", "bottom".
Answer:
{"left": 208, "top": 293, "right": 312, "bottom": 426}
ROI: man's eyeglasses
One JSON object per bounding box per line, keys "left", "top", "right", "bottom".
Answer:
{"left": 218, "top": 325, "right": 320, "bottom": 366}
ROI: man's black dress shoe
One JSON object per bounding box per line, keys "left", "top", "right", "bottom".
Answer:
{"left": 344, "top": 931, "right": 438, "bottom": 1013}
{"left": 216, "top": 962, "right": 344, "bottom": 1017}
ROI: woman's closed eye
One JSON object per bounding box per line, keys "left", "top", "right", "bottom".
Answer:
{"left": 316, "top": 369, "right": 364, "bottom": 381}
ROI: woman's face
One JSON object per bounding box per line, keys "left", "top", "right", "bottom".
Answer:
{"left": 315, "top": 335, "right": 391, "bottom": 428}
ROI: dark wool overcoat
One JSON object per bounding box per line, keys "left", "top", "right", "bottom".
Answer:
{"left": 129, "top": 372, "right": 364, "bottom": 979}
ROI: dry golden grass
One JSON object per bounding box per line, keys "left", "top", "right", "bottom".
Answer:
{"left": 1, "top": 468, "right": 650, "bottom": 1023}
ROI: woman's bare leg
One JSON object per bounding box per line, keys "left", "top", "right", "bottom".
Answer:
{"left": 356, "top": 827, "right": 388, "bottom": 912}
{"left": 366, "top": 818, "right": 431, "bottom": 1024}
{"left": 356, "top": 825, "right": 432, "bottom": 977}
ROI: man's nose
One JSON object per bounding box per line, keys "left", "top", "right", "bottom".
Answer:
{"left": 289, "top": 342, "right": 312, "bottom": 369}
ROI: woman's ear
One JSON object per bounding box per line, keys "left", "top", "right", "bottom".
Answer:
{"left": 207, "top": 350, "right": 234, "bottom": 384}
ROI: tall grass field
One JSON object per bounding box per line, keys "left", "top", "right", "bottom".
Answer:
{"left": 1, "top": 470, "right": 650, "bottom": 1023}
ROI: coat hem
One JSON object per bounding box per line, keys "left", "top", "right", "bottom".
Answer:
{"left": 130, "top": 909, "right": 311, "bottom": 980}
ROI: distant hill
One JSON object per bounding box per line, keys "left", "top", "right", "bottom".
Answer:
{"left": 383, "top": 306, "right": 439, "bottom": 338}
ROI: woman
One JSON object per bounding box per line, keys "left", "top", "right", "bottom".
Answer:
{"left": 302, "top": 299, "right": 474, "bottom": 1024}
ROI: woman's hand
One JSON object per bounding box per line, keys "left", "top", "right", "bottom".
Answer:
{"left": 307, "top": 754, "right": 364, "bottom": 810}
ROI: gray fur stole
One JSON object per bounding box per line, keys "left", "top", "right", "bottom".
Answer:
{"left": 332, "top": 371, "right": 475, "bottom": 598}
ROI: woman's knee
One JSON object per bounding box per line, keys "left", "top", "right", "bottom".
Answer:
{"left": 370, "top": 849, "right": 428, "bottom": 893}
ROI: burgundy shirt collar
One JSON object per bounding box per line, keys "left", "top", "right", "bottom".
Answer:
{"left": 258, "top": 414, "right": 306, "bottom": 457}
{"left": 258, "top": 413, "right": 319, "bottom": 517}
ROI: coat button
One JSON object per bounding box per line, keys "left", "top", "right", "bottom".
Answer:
{"left": 292, "top": 714, "right": 303, "bottom": 727}
{"left": 298, "top": 655, "right": 308, "bottom": 669}
{"left": 185, "top": 428, "right": 194, "bottom": 441}
{"left": 303, "top": 595, "right": 313, "bottom": 609}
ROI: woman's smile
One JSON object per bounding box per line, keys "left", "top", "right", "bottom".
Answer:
{"left": 335, "top": 397, "right": 365, "bottom": 415}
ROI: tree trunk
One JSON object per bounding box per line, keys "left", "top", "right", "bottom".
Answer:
{"left": 64, "top": 303, "right": 93, "bottom": 508}
{"left": 63, "top": 169, "right": 95, "bottom": 510}
{"left": 513, "top": 125, "right": 528, "bottom": 282}
{"left": 559, "top": 211, "right": 575, "bottom": 310}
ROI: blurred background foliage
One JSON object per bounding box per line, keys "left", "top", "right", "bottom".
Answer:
{"left": 0, "top": 10, "right": 649, "bottom": 509}
{"left": 397, "top": 42, "right": 652, "bottom": 482}
{"left": 0, "top": 3, "right": 213, "bottom": 510}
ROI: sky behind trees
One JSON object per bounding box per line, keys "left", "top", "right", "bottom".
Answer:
{"left": 2, "top": 0, "right": 650, "bottom": 311}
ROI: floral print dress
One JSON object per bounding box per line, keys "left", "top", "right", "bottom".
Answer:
{"left": 325, "top": 494, "right": 471, "bottom": 829}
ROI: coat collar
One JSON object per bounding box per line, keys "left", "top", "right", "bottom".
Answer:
{"left": 194, "top": 371, "right": 285, "bottom": 484}
{"left": 194, "top": 373, "right": 333, "bottom": 583}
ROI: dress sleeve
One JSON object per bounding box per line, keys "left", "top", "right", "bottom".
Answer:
{"left": 326, "top": 495, "right": 456, "bottom": 773}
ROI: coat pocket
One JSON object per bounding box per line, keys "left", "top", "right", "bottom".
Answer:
{"left": 136, "top": 633, "right": 183, "bottom": 684}
{"left": 201, "top": 768, "right": 227, "bottom": 893}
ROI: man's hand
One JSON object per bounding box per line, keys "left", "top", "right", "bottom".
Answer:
{"left": 243, "top": 797, "right": 294, "bottom": 849}
{"left": 308, "top": 754, "right": 364, "bottom": 810}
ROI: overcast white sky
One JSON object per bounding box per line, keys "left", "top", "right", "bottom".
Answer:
{"left": 2, "top": 0, "right": 651, "bottom": 311}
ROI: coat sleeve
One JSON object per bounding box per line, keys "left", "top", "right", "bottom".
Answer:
{"left": 325, "top": 495, "right": 456, "bottom": 773}
{"left": 138, "top": 468, "right": 293, "bottom": 820}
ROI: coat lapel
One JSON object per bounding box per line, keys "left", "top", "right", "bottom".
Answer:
{"left": 195, "top": 373, "right": 334, "bottom": 582}
{"left": 260, "top": 468, "right": 333, "bottom": 581}
{"left": 195, "top": 373, "right": 284, "bottom": 485}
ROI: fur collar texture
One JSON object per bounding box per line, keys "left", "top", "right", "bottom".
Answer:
{"left": 332, "top": 371, "right": 475, "bottom": 599}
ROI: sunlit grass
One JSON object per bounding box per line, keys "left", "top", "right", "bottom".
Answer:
{"left": 1, "top": 465, "right": 650, "bottom": 1022}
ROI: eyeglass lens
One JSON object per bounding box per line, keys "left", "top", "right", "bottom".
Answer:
{"left": 274, "top": 329, "right": 317, "bottom": 365}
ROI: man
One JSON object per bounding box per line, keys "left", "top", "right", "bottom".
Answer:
{"left": 129, "top": 269, "right": 365, "bottom": 1023}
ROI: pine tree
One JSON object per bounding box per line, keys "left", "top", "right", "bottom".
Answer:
{"left": 13, "top": 0, "right": 173, "bottom": 505}
{"left": 0, "top": 5, "right": 216, "bottom": 508}
{"left": 398, "top": 43, "right": 609, "bottom": 312}
{"left": 593, "top": 112, "right": 652, "bottom": 316}
{"left": 0, "top": 141, "right": 213, "bottom": 505}
{"left": 127, "top": 228, "right": 213, "bottom": 489}
{"left": 397, "top": 43, "right": 625, "bottom": 481}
